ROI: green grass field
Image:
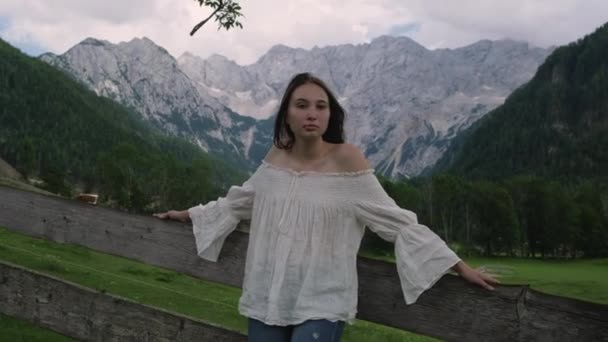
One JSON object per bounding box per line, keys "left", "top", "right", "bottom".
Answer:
{"left": 465, "top": 256, "right": 608, "bottom": 304}
{"left": 0, "top": 227, "right": 434, "bottom": 342}
{"left": 359, "top": 251, "right": 608, "bottom": 305}
{"left": 1, "top": 226, "right": 607, "bottom": 341}
{"left": 0, "top": 313, "right": 76, "bottom": 342}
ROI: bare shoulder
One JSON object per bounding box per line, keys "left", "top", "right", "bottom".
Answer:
{"left": 264, "top": 144, "right": 281, "bottom": 163}
{"left": 332, "top": 143, "right": 370, "bottom": 172}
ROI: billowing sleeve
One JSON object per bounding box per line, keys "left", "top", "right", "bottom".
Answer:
{"left": 187, "top": 178, "right": 254, "bottom": 262}
{"left": 353, "top": 174, "right": 461, "bottom": 304}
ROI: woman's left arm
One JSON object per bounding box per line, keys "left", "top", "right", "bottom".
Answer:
{"left": 354, "top": 173, "right": 501, "bottom": 304}
{"left": 344, "top": 144, "right": 499, "bottom": 300}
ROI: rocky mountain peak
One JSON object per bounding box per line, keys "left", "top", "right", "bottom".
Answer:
{"left": 42, "top": 35, "right": 552, "bottom": 178}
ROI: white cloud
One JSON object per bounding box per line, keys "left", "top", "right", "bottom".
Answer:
{"left": 393, "top": 0, "right": 608, "bottom": 49}
{"left": 0, "top": 0, "right": 607, "bottom": 64}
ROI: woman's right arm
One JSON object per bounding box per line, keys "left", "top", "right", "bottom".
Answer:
{"left": 153, "top": 210, "right": 191, "bottom": 223}
{"left": 153, "top": 169, "right": 257, "bottom": 262}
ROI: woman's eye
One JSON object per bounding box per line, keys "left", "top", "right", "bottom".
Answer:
{"left": 296, "top": 104, "right": 307, "bottom": 109}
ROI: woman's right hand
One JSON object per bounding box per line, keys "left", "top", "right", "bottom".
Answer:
{"left": 153, "top": 210, "right": 190, "bottom": 223}
{"left": 152, "top": 212, "right": 170, "bottom": 220}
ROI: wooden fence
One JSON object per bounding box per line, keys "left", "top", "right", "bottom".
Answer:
{"left": 1, "top": 185, "right": 607, "bottom": 341}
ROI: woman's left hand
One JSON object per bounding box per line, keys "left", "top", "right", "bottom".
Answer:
{"left": 452, "top": 261, "right": 500, "bottom": 291}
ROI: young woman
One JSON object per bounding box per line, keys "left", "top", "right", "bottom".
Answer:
{"left": 154, "top": 73, "right": 498, "bottom": 342}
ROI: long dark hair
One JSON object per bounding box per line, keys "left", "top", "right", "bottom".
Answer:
{"left": 273, "top": 72, "right": 345, "bottom": 149}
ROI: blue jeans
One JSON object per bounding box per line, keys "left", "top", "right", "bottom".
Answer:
{"left": 248, "top": 318, "right": 345, "bottom": 342}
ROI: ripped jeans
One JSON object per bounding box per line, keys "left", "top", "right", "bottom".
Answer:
{"left": 248, "top": 318, "right": 345, "bottom": 342}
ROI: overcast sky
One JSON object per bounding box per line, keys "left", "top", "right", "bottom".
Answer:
{"left": 1, "top": 0, "right": 607, "bottom": 65}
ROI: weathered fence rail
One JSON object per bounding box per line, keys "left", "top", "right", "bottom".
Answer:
{"left": 1, "top": 185, "right": 607, "bottom": 341}
{"left": 0, "top": 261, "right": 247, "bottom": 341}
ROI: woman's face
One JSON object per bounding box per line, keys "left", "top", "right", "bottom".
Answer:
{"left": 286, "top": 83, "right": 330, "bottom": 141}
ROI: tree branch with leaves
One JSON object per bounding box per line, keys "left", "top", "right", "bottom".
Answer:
{"left": 190, "top": 0, "right": 243, "bottom": 36}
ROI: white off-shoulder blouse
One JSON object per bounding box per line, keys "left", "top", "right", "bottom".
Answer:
{"left": 188, "top": 160, "right": 461, "bottom": 326}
